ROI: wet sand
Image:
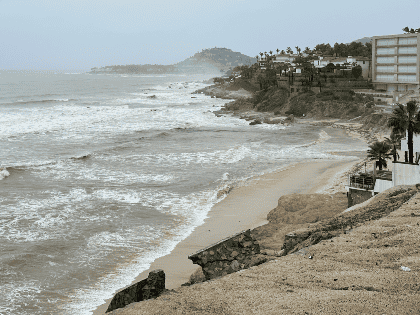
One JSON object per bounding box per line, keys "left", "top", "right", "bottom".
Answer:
{"left": 93, "top": 158, "right": 362, "bottom": 314}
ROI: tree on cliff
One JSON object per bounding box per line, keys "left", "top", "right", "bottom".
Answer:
{"left": 314, "top": 43, "right": 333, "bottom": 55}
{"left": 384, "top": 132, "right": 404, "bottom": 162}
{"left": 402, "top": 26, "right": 420, "bottom": 33}
{"left": 352, "top": 65, "right": 362, "bottom": 79}
{"left": 275, "top": 62, "right": 290, "bottom": 77}
{"left": 388, "top": 101, "right": 420, "bottom": 164}
{"left": 367, "top": 141, "right": 391, "bottom": 170}
{"left": 325, "top": 63, "right": 335, "bottom": 73}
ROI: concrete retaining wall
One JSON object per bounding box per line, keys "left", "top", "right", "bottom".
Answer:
{"left": 374, "top": 179, "right": 393, "bottom": 193}
{"left": 348, "top": 188, "right": 373, "bottom": 208}
{"left": 393, "top": 162, "right": 420, "bottom": 186}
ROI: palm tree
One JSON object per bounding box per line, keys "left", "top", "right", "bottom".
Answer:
{"left": 387, "top": 101, "right": 420, "bottom": 164}
{"left": 280, "top": 49, "right": 285, "bottom": 54}
{"left": 367, "top": 141, "right": 392, "bottom": 170}
{"left": 276, "top": 48, "right": 280, "bottom": 54}
{"left": 295, "top": 46, "right": 301, "bottom": 55}
{"left": 269, "top": 50, "right": 273, "bottom": 55}
{"left": 384, "top": 132, "right": 404, "bottom": 162}
{"left": 286, "top": 47, "right": 293, "bottom": 54}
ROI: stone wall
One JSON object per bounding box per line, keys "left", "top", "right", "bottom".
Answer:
{"left": 347, "top": 188, "right": 373, "bottom": 207}
{"left": 188, "top": 229, "right": 267, "bottom": 281}
{"left": 106, "top": 270, "right": 166, "bottom": 313}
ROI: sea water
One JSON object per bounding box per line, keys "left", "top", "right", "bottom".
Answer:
{"left": 0, "top": 70, "right": 368, "bottom": 314}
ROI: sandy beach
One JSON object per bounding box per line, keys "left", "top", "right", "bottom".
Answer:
{"left": 93, "top": 157, "right": 363, "bottom": 314}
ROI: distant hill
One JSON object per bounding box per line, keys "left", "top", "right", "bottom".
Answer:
{"left": 350, "top": 37, "right": 372, "bottom": 45}
{"left": 89, "top": 48, "right": 257, "bottom": 75}
{"left": 175, "top": 48, "right": 257, "bottom": 74}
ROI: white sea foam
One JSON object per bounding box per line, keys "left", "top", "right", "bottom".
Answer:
{"left": 0, "top": 168, "right": 10, "bottom": 180}
{"left": 34, "top": 161, "right": 174, "bottom": 184}
{"left": 319, "top": 130, "right": 332, "bottom": 141}
{"left": 63, "top": 187, "right": 220, "bottom": 315}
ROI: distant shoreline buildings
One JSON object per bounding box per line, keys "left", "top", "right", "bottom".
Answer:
{"left": 257, "top": 33, "right": 419, "bottom": 104}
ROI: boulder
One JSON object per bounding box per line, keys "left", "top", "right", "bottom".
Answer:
{"left": 285, "top": 114, "right": 294, "bottom": 123}
{"left": 249, "top": 119, "right": 262, "bottom": 125}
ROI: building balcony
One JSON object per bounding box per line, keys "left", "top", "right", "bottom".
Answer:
{"left": 348, "top": 170, "right": 392, "bottom": 191}
{"left": 348, "top": 174, "right": 375, "bottom": 190}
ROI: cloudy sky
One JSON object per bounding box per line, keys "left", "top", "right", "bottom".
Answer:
{"left": 1, "top": 0, "right": 419, "bottom": 71}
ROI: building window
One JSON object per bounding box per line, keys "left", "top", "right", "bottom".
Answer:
{"left": 377, "top": 57, "right": 395, "bottom": 63}
{"left": 377, "top": 47, "right": 395, "bottom": 55}
{"left": 398, "top": 65, "right": 417, "bottom": 73}
{"left": 377, "top": 65, "right": 394, "bottom": 72}
{"left": 399, "top": 37, "right": 417, "bottom": 45}
{"left": 363, "top": 61, "right": 365, "bottom": 64}
{"left": 398, "top": 75, "right": 417, "bottom": 82}
{"left": 377, "top": 38, "right": 397, "bottom": 46}
{"left": 376, "top": 74, "right": 394, "bottom": 81}
{"left": 398, "top": 47, "right": 417, "bottom": 54}
{"left": 398, "top": 56, "right": 417, "bottom": 63}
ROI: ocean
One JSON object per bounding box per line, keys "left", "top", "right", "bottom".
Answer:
{"left": 0, "top": 70, "right": 368, "bottom": 314}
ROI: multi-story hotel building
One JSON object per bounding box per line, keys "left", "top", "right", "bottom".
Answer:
{"left": 372, "top": 33, "right": 420, "bottom": 96}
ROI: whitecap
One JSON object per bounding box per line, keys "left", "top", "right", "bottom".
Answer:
{"left": 0, "top": 167, "right": 10, "bottom": 180}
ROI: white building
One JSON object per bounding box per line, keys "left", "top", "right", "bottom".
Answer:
{"left": 346, "top": 132, "right": 420, "bottom": 206}
{"left": 372, "top": 33, "right": 420, "bottom": 95}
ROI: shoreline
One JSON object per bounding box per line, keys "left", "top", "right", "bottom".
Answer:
{"left": 92, "top": 95, "right": 383, "bottom": 314}
{"left": 92, "top": 156, "right": 363, "bottom": 314}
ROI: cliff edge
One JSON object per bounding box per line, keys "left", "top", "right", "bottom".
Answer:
{"left": 107, "top": 185, "right": 420, "bottom": 314}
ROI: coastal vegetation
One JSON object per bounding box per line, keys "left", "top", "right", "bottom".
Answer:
{"left": 384, "top": 132, "right": 403, "bottom": 162}
{"left": 216, "top": 60, "right": 375, "bottom": 121}
{"left": 387, "top": 101, "right": 420, "bottom": 164}
{"left": 367, "top": 141, "right": 391, "bottom": 170}
{"left": 258, "top": 40, "right": 372, "bottom": 59}
{"left": 402, "top": 26, "right": 420, "bottom": 33}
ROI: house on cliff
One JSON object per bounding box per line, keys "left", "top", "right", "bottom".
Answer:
{"left": 313, "top": 56, "right": 371, "bottom": 80}
{"left": 346, "top": 132, "right": 420, "bottom": 207}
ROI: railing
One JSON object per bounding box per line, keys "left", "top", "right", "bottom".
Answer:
{"left": 348, "top": 174, "right": 375, "bottom": 190}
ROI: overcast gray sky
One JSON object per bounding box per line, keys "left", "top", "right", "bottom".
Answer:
{"left": 1, "top": 0, "right": 419, "bottom": 71}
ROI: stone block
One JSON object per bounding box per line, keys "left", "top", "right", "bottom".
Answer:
{"left": 188, "top": 229, "right": 262, "bottom": 281}
{"left": 106, "top": 270, "right": 165, "bottom": 313}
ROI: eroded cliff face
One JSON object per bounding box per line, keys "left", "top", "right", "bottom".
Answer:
{"left": 281, "top": 185, "right": 419, "bottom": 255}
{"left": 188, "top": 229, "right": 267, "bottom": 281}
{"left": 267, "top": 192, "right": 348, "bottom": 225}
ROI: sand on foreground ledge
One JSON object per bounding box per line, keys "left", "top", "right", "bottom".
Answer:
{"left": 93, "top": 158, "right": 361, "bottom": 314}
{"left": 107, "top": 189, "right": 420, "bottom": 315}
